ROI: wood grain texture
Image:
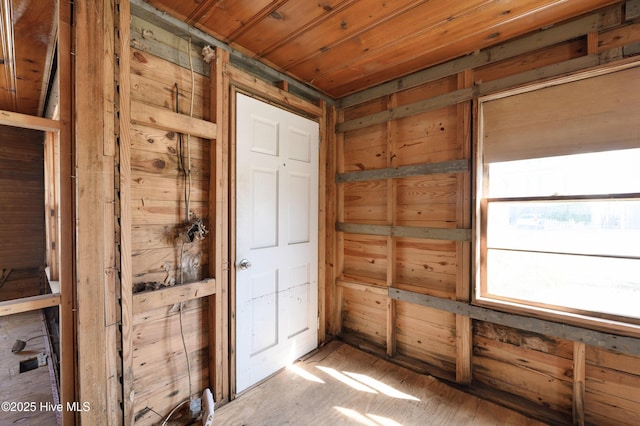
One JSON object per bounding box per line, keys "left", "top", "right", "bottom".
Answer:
{"left": 214, "top": 341, "right": 545, "bottom": 425}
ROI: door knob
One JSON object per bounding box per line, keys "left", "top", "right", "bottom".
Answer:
{"left": 237, "top": 259, "right": 252, "bottom": 270}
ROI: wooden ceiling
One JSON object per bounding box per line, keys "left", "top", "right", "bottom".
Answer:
{"left": 0, "top": 0, "right": 623, "bottom": 115}
{"left": 145, "top": 0, "right": 620, "bottom": 98}
{"left": 0, "top": 0, "right": 57, "bottom": 116}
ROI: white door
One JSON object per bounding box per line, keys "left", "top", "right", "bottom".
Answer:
{"left": 235, "top": 93, "right": 319, "bottom": 393}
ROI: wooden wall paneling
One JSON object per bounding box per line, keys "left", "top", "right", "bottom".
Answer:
{"left": 395, "top": 300, "right": 457, "bottom": 380}
{"left": 385, "top": 94, "right": 397, "bottom": 357}
{"left": 130, "top": 16, "right": 209, "bottom": 77}
{"left": 57, "top": 0, "right": 75, "bottom": 421}
{"left": 119, "top": 0, "right": 135, "bottom": 423}
{"left": 212, "top": 47, "right": 230, "bottom": 403}
{"left": 584, "top": 346, "right": 640, "bottom": 425}
{"left": 473, "top": 322, "right": 574, "bottom": 417}
{"left": 75, "top": 0, "right": 111, "bottom": 422}
{"left": 341, "top": 285, "right": 387, "bottom": 348}
{"left": 455, "top": 70, "right": 473, "bottom": 385}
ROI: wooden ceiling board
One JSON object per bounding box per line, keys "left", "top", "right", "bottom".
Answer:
{"left": 280, "top": 0, "right": 495, "bottom": 85}
{"left": 195, "top": 0, "right": 279, "bottom": 42}
{"left": 0, "top": 0, "right": 56, "bottom": 116}
{"left": 0, "top": 0, "right": 18, "bottom": 111}
{"left": 145, "top": 0, "right": 622, "bottom": 98}
{"left": 262, "top": 0, "right": 428, "bottom": 71}
{"left": 308, "top": 0, "right": 620, "bottom": 96}
{"left": 232, "top": 0, "right": 350, "bottom": 57}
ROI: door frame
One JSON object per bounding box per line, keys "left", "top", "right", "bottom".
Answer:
{"left": 228, "top": 84, "right": 327, "bottom": 399}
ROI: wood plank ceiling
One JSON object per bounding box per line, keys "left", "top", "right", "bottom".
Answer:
{"left": 0, "top": 0, "right": 56, "bottom": 116}
{"left": 145, "top": 0, "right": 621, "bottom": 98}
{"left": 0, "top": 0, "right": 623, "bottom": 114}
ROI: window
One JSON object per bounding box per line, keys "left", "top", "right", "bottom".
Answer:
{"left": 476, "top": 64, "right": 640, "bottom": 324}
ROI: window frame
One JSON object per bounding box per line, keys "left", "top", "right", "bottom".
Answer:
{"left": 473, "top": 61, "right": 640, "bottom": 336}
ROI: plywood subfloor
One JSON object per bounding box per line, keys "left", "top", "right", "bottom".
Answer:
{"left": 0, "top": 310, "right": 58, "bottom": 426}
{"left": 215, "top": 341, "right": 546, "bottom": 425}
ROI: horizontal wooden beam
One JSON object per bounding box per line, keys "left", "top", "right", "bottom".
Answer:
{"left": 338, "top": 54, "right": 602, "bottom": 133}
{"left": 132, "top": 278, "right": 216, "bottom": 314}
{"left": 224, "top": 64, "right": 323, "bottom": 117}
{"left": 338, "top": 11, "right": 611, "bottom": 108}
{"left": 336, "top": 222, "right": 471, "bottom": 241}
{"left": 0, "top": 109, "right": 60, "bottom": 132}
{"left": 390, "top": 288, "right": 640, "bottom": 357}
{"left": 336, "top": 159, "right": 468, "bottom": 183}
{"left": 336, "top": 279, "right": 388, "bottom": 296}
{"left": 0, "top": 293, "right": 61, "bottom": 317}
{"left": 131, "top": 99, "right": 217, "bottom": 139}
{"left": 130, "top": 15, "right": 209, "bottom": 76}
{"left": 338, "top": 88, "right": 473, "bottom": 133}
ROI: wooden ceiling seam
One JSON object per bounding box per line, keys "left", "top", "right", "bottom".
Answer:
{"left": 129, "top": 0, "right": 336, "bottom": 105}
{"left": 226, "top": 0, "right": 290, "bottom": 43}
{"left": 280, "top": 0, "right": 437, "bottom": 73}
{"left": 253, "top": 0, "right": 359, "bottom": 59}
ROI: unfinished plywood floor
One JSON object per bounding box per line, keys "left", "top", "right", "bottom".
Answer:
{"left": 0, "top": 310, "right": 58, "bottom": 426}
{"left": 215, "top": 341, "right": 545, "bottom": 425}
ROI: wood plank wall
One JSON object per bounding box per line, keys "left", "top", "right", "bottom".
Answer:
{"left": 0, "top": 126, "right": 45, "bottom": 301}
{"left": 332, "top": 3, "right": 640, "bottom": 424}
{"left": 127, "top": 46, "right": 211, "bottom": 424}
{"left": 126, "top": 19, "right": 215, "bottom": 424}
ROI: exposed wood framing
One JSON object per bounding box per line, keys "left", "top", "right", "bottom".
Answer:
{"left": 455, "top": 70, "right": 473, "bottom": 385}
{"left": 318, "top": 99, "right": 328, "bottom": 343}
{"left": 211, "top": 47, "right": 230, "bottom": 404}
{"left": 133, "top": 279, "right": 215, "bottom": 314}
{"left": 338, "top": 9, "right": 618, "bottom": 108}
{"left": 0, "top": 293, "right": 61, "bottom": 316}
{"left": 129, "top": 0, "right": 334, "bottom": 105}
{"left": 336, "top": 159, "right": 469, "bottom": 183}
{"left": 130, "top": 15, "right": 209, "bottom": 76}
{"left": 223, "top": 64, "right": 323, "bottom": 117}
{"left": 0, "top": 109, "right": 60, "bottom": 131}
{"left": 118, "top": 0, "right": 135, "bottom": 423}
{"left": 385, "top": 93, "right": 397, "bottom": 357}
{"left": 390, "top": 288, "right": 640, "bottom": 357}
{"left": 74, "top": 0, "right": 112, "bottom": 421}
{"left": 336, "top": 223, "right": 471, "bottom": 242}
{"left": 338, "top": 55, "right": 601, "bottom": 133}
{"left": 58, "top": 0, "right": 75, "bottom": 422}
{"left": 130, "top": 99, "right": 217, "bottom": 139}
{"left": 573, "top": 342, "right": 586, "bottom": 426}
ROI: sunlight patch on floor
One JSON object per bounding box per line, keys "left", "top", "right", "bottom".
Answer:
{"left": 316, "top": 366, "right": 377, "bottom": 393}
{"left": 334, "top": 407, "right": 381, "bottom": 425}
{"left": 287, "top": 363, "right": 325, "bottom": 383}
{"left": 343, "top": 371, "right": 420, "bottom": 401}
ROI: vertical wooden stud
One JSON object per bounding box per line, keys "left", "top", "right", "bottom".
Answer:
{"left": 211, "top": 48, "right": 231, "bottom": 404}
{"left": 324, "top": 105, "right": 338, "bottom": 336}
{"left": 118, "top": 0, "right": 135, "bottom": 422}
{"left": 573, "top": 342, "right": 586, "bottom": 426}
{"left": 333, "top": 110, "right": 346, "bottom": 336}
{"left": 57, "top": 0, "right": 75, "bottom": 422}
{"left": 318, "top": 100, "right": 328, "bottom": 343}
{"left": 455, "top": 70, "right": 473, "bottom": 384}
{"left": 385, "top": 94, "right": 397, "bottom": 357}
